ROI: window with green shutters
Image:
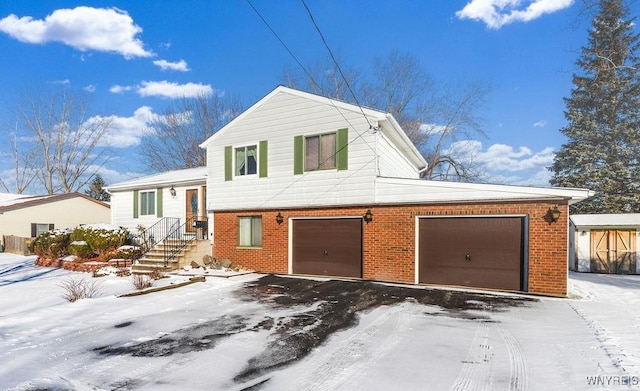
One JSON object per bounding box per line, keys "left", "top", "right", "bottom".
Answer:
{"left": 294, "top": 128, "right": 348, "bottom": 174}
{"left": 225, "top": 141, "right": 268, "bottom": 181}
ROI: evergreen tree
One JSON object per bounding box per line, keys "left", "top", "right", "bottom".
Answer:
{"left": 85, "top": 175, "right": 110, "bottom": 202}
{"left": 550, "top": 0, "right": 640, "bottom": 213}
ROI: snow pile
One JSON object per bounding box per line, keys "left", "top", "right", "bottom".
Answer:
{"left": 1, "top": 253, "right": 639, "bottom": 391}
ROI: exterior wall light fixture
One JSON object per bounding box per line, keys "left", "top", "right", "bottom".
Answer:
{"left": 363, "top": 209, "right": 373, "bottom": 224}
{"left": 169, "top": 186, "right": 177, "bottom": 197}
{"left": 549, "top": 205, "right": 561, "bottom": 223}
{"left": 276, "top": 212, "right": 284, "bottom": 225}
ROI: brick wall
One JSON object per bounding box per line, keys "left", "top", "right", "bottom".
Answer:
{"left": 213, "top": 200, "right": 569, "bottom": 296}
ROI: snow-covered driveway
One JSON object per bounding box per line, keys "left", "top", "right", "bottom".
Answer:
{"left": 1, "top": 253, "right": 639, "bottom": 390}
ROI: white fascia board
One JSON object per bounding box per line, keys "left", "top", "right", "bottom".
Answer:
{"left": 570, "top": 213, "right": 640, "bottom": 227}
{"left": 380, "top": 114, "right": 428, "bottom": 170}
{"left": 374, "top": 177, "right": 594, "bottom": 205}
{"left": 106, "top": 168, "right": 207, "bottom": 192}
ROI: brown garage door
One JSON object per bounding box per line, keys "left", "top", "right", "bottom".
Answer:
{"left": 419, "top": 217, "right": 525, "bottom": 291}
{"left": 292, "top": 218, "right": 362, "bottom": 278}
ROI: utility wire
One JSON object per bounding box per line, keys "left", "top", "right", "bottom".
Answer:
{"left": 300, "top": 0, "right": 375, "bottom": 131}
{"left": 244, "top": 0, "right": 381, "bottom": 208}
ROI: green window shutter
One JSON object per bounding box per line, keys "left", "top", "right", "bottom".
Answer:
{"left": 224, "top": 146, "right": 233, "bottom": 181}
{"left": 133, "top": 190, "right": 139, "bottom": 219}
{"left": 31, "top": 223, "right": 36, "bottom": 237}
{"left": 294, "top": 135, "right": 304, "bottom": 175}
{"left": 156, "top": 188, "right": 163, "bottom": 218}
{"left": 259, "top": 140, "right": 268, "bottom": 178}
{"left": 336, "top": 128, "right": 348, "bottom": 171}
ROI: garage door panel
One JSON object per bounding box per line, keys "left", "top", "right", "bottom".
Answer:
{"left": 293, "top": 219, "right": 362, "bottom": 278}
{"left": 419, "top": 217, "right": 524, "bottom": 291}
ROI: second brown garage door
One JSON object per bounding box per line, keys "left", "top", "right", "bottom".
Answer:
{"left": 292, "top": 218, "right": 363, "bottom": 278}
{"left": 419, "top": 216, "right": 525, "bottom": 291}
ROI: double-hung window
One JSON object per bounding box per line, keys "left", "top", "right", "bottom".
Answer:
{"left": 238, "top": 216, "right": 262, "bottom": 247}
{"left": 294, "top": 128, "right": 347, "bottom": 175}
{"left": 305, "top": 133, "right": 336, "bottom": 171}
{"left": 140, "top": 191, "right": 155, "bottom": 215}
{"left": 235, "top": 145, "right": 257, "bottom": 176}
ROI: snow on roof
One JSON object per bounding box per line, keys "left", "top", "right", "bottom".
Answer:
{"left": 106, "top": 166, "right": 207, "bottom": 191}
{"left": 0, "top": 193, "right": 110, "bottom": 212}
{"left": 0, "top": 193, "right": 55, "bottom": 208}
{"left": 570, "top": 213, "right": 640, "bottom": 227}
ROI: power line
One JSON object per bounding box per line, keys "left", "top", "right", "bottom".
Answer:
{"left": 245, "top": 0, "right": 318, "bottom": 88}
{"left": 300, "top": 0, "right": 375, "bottom": 131}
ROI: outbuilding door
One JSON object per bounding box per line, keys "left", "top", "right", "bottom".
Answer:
{"left": 419, "top": 217, "right": 525, "bottom": 291}
{"left": 590, "top": 230, "right": 636, "bottom": 274}
{"left": 292, "top": 218, "right": 363, "bottom": 278}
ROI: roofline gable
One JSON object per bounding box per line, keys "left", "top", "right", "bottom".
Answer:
{"left": 0, "top": 192, "right": 110, "bottom": 212}
{"left": 198, "top": 85, "right": 428, "bottom": 170}
{"left": 201, "top": 85, "right": 386, "bottom": 147}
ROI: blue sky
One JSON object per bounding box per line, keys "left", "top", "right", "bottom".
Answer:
{"left": 0, "top": 0, "right": 636, "bottom": 192}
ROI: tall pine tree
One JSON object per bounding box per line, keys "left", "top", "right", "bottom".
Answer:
{"left": 85, "top": 175, "right": 110, "bottom": 202}
{"left": 550, "top": 0, "right": 640, "bottom": 213}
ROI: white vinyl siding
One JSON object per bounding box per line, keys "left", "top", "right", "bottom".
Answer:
{"left": 239, "top": 216, "right": 262, "bottom": 247}
{"left": 0, "top": 197, "right": 110, "bottom": 242}
{"left": 376, "top": 132, "right": 421, "bottom": 179}
{"left": 109, "top": 183, "right": 209, "bottom": 234}
{"left": 206, "top": 90, "right": 379, "bottom": 211}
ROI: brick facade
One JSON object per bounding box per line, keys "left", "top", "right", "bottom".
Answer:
{"left": 213, "top": 200, "right": 569, "bottom": 296}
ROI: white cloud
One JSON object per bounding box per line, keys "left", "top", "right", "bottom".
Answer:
{"left": 420, "top": 123, "right": 448, "bottom": 134}
{"left": 153, "top": 59, "right": 190, "bottom": 72}
{"left": 109, "top": 85, "right": 133, "bottom": 94}
{"left": 110, "top": 80, "right": 213, "bottom": 99}
{"left": 447, "top": 140, "right": 555, "bottom": 186}
{"left": 456, "top": 0, "right": 574, "bottom": 29}
{"left": 0, "top": 6, "right": 153, "bottom": 58}
{"left": 83, "top": 84, "right": 96, "bottom": 93}
{"left": 137, "top": 81, "right": 213, "bottom": 98}
{"left": 533, "top": 120, "right": 547, "bottom": 128}
{"left": 90, "top": 106, "right": 160, "bottom": 148}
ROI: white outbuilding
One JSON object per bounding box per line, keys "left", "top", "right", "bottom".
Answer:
{"left": 570, "top": 214, "right": 640, "bottom": 274}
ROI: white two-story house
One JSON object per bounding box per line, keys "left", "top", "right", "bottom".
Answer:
{"left": 201, "top": 86, "right": 593, "bottom": 296}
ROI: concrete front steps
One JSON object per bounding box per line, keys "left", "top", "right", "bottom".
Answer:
{"left": 132, "top": 239, "right": 212, "bottom": 275}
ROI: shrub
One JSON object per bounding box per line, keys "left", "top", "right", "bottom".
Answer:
{"left": 68, "top": 240, "right": 93, "bottom": 259}
{"left": 31, "top": 229, "right": 71, "bottom": 259}
{"left": 70, "top": 224, "right": 128, "bottom": 253}
{"left": 59, "top": 277, "right": 101, "bottom": 302}
{"left": 132, "top": 274, "right": 153, "bottom": 290}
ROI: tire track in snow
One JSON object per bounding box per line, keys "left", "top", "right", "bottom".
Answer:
{"left": 568, "top": 302, "right": 637, "bottom": 374}
{"left": 292, "top": 305, "right": 407, "bottom": 391}
{"left": 496, "top": 326, "right": 528, "bottom": 391}
{"left": 451, "top": 322, "right": 492, "bottom": 391}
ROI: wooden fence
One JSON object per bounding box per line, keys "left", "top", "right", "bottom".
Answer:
{"left": 2, "top": 235, "right": 31, "bottom": 255}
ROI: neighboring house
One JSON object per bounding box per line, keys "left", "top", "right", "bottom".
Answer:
{"left": 0, "top": 192, "right": 110, "bottom": 252}
{"left": 200, "top": 86, "right": 593, "bottom": 297}
{"left": 570, "top": 214, "right": 640, "bottom": 274}
{"left": 105, "top": 167, "right": 209, "bottom": 237}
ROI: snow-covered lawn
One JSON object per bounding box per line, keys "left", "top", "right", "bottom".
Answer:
{"left": 1, "top": 253, "right": 639, "bottom": 390}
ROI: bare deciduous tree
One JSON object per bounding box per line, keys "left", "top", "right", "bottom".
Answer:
{"left": 0, "top": 130, "right": 38, "bottom": 193}
{"left": 139, "top": 94, "right": 243, "bottom": 172}
{"left": 281, "top": 53, "right": 361, "bottom": 103}
{"left": 282, "top": 50, "right": 489, "bottom": 182}
{"left": 4, "top": 86, "right": 113, "bottom": 194}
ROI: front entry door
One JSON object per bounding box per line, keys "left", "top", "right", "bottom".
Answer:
{"left": 591, "top": 230, "right": 636, "bottom": 273}
{"left": 185, "top": 189, "right": 198, "bottom": 233}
